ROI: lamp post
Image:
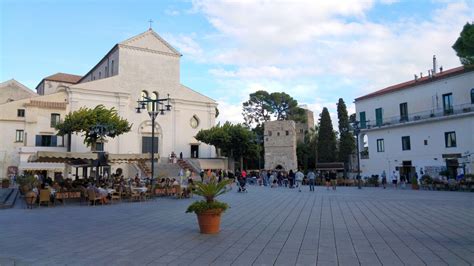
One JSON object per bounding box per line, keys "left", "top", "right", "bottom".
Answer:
{"left": 352, "top": 120, "right": 362, "bottom": 189}
{"left": 136, "top": 94, "right": 172, "bottom": 185}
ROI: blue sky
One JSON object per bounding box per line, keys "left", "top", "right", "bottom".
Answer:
{"left": 1, "top": 0, "right": 472, "bottom": 125}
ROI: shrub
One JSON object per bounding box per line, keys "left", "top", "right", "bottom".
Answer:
{"left": 186, "top": 200, "right": 229, "bottom": 214}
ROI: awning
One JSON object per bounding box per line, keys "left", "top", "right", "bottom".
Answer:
{"left": 28, "top": 151, "right": 97, "bottom": 163}
{"left": 196, "top": 159, "right": 227, "bottom": 170}
{"left": 315, "top": 163, "right": 345, "bottom": 171}
{"left": 108, "top": 153, "right": 159, "bottom": 163}
{"left": 18, "top": 162, "right": 65, "bottom": 171}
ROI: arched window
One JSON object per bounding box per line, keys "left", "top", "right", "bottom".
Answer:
{"left": 151, "top": 92, "right": 159, "bottom": 111}
{"left": 141, "top": 91, "right": 150, "bottom": 111}
{"left": 471, "top": 88, "right": 474, "bottom": 104}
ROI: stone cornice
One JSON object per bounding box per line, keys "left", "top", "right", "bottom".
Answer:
{"left": 24, "top": 100, "right": 67, "bottom": 110}
{"left": 119, "top": 44, "right": 181, "bottom": 58}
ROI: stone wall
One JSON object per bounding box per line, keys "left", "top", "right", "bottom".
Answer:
{"left": 264, "top": 120, "right": 297, "bottom": 171}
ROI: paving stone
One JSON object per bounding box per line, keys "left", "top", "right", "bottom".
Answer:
{"left": 0, "top": 186, "right": 472, "bottom": 265}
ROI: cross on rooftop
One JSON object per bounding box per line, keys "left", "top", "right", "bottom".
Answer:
{"left": 148, "top": 19, "right": 153, "bottom": 29}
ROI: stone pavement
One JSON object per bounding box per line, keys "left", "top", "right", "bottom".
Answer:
{"left": 0, "top": 186, "right": 473, "bottom": 265}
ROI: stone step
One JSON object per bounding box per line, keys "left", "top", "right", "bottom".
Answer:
{"left": 0, "top": 188, "right": 18, "bottom": 209}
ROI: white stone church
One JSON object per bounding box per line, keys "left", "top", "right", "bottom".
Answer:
{"left": 0, "top": 29, "right": 218, "bottom": 179}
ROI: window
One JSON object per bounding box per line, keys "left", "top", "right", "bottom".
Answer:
{"left": 300, "top": 129, "right": 303, "bottom": 133}
{"left": 376, "top": 139, "right": 384, "bottom": 152}
{"left": 142, "top": 136, "right": 158, "bottom": 153}
{"left": 471, "top": 88, "right": 474, "bottom": 104}
{"left": 35, "top": 135, "right": 57, "bottom": 147}
{"left": 402, "top": 136, "right": 411, "bottom": 151}
{"left": 375, "top": 108, "right": 383, "bottom": 126}
{"left": 111, "top": 60, "right": 114, "bottom": 75}
{"left": 277, "top": 132, "right": 280, "bottom": 136}
{"left": 151, "top": 91, "right": 159, "bottom": 110}
{"left": 359, "top": 111, "right": 366, "bottom": 129}
{"left": 105, "top": 67, "right": 108, "bottom": 77}
{"left": 15, "top": 130, "right": 24, "bottom": 142}
{"left": 17, "top": 109, "right": 25, "bottom": 117}
{"left": 141, "top": 90, "right": 150, "bottom": 111}
{"left": 424, "top": 140, "right": 428, "bottom": 145}
{"left": 445, "top": 132, "right": 456, "bottom": 148}
{"left": 95, "top": 142, "right": 104, "bottom": 151}
{"left": 268, "top": 131, "right": 272, "bottom": 136}
{"left": 50, "top": 113, "right": 60, "bottom": 127}
{"left": 286, "top": 131, "right": 289, "bottom": 136}
{"left": 99, "top": 72, "right": 101, "bottom": 79}
{"left": 442, "top": 93, "right": 453, "bottom": 114}
{"left": 399, "top": 102, "right": 408, "bottom": 122}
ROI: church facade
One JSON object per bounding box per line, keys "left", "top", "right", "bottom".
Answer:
{"left": 0, "top": 29, "right": 217, "bottom": 178}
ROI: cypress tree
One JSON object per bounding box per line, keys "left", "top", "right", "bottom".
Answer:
{"left": 337, "top": 98, "right": 355, "bottom": 163}
{"left": 317, "top": 107, "right": 337, "bottom": 162}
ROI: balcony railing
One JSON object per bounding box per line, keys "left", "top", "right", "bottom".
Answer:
{"left": 361, "top": 102, "right": 473, "bottom": 130}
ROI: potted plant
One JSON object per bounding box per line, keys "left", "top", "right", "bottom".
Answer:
{"left": 1, "top": 178, "right": 10, "bottom": 188}
{"left": 186, "top": 179, "right": 231, "bottom": 234}
{"left": 411, "top": 175, "right": 419, "bottom": 190}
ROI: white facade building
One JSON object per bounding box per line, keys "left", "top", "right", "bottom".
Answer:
{"left": 0, "top": 29, "right": 217, "bottom": 179}
{"left": 354, "top": 66, "right": 474, "bottom": 179}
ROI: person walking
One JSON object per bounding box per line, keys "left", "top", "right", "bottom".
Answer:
{"left": 391, "top": 171, "right": 398, "bottom": 189}
{"left": 295, "top": 169, "right": 304, "bottom": 192}
{"left": 381, "top": 170, "right": 387, "bottom": 189}
{"left": 330, "top": 170, "right": 337, "bottom": 190}
{"left": 307, "top": 170, "right": 316, "bottom": 192}
{"left": 325, "top": 172, "right": 331, "bottom": 190}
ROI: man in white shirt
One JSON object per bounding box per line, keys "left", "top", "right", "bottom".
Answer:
{"left": 295, "top": 170, "right": 304, "bottom": 192}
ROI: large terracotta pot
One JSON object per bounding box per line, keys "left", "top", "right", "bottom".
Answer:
{"left": 196, "top": 209, "right": 223, "bottom": 234}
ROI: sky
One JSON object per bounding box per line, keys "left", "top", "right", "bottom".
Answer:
{"left": 1, "top": 0, "right": 473, "bottom": 128}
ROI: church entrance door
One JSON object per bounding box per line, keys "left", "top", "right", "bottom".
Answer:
{"left": 190, "top": 145, "right": 199, "bottom": 158}
{"left": 142, "top": 136, "right": 158, "bottom": 154}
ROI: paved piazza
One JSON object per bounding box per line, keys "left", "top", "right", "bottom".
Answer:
{"left": 0, "top": 186, "right": 473, "bottom": 266}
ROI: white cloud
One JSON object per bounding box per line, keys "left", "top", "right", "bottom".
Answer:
{"left": 163, "top": 33, "right": 204, "bottom": 61}
{"left": 187, "top": 1, "right": 472, "bottom": 126}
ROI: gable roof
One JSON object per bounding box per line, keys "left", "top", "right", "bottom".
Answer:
{"left": 0, "top": 79, "right": 35, "bottom": 94}
{"left": 44, "top": 73, "right": 82, "bottom": 84}
{"left": 119, "top": 29, "right": 181, "bottom": 56}
{"left": 355, "top": 66, "right": 473, "bottom": 102}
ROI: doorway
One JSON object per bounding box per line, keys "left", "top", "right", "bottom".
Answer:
{"left": 399, "top": 161, "right": 415, "bottom": 183}
{"left": 191, "top": 145, "right": 199, "bottom": 158}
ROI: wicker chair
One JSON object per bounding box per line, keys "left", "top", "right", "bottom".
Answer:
{"left": 110, "top": 189, "right": 122, "bottom": 203}
{"left": 55, "top": 192, "right": 69, "bottom": 206}
{"left": 173, "top": 185, "right": 183, "bottom": 199}
{"left": 87, "top": 188, "right": 103, "bottom": 206}
{"left": 38, "top": 189, "right": 51, "bottom": 207}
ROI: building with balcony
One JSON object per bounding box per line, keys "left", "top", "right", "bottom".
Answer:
{"left": 354, "top": 65, "right": 474, "bottom": 179}
{"left": 0, "top": 29, "right": 217, "bottom": 179}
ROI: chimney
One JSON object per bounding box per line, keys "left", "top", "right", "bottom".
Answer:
{"left": 432, "top": 55, "right": 437, "bottom": 74}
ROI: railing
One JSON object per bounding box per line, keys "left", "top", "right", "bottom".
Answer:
{"left": 361, "top": 103, "right": 473, "bottom": 130}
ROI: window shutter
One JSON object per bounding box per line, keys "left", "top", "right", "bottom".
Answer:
{"left": 35, "top": 135, "right": 41, "bottom": 146}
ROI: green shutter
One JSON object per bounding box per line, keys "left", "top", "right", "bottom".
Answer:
{"left": 359, "top": 112, "right": 366, "bottom": 129}
{"left": 376, "top": 108, "right": 383, "bottom": 126}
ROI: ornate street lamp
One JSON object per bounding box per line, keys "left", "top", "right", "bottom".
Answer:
{"left": 136, "top": 94, "right": 172, "bottom": 185}
{"left": 352, "top": 120, "right": 362, "bottom": 189}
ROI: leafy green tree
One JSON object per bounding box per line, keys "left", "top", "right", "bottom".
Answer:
{"left": 55, "top": 105, "right": 131, "bottom": 150}
{"left": 242, "top": 91, "right": 306, "bottom": 126}
{"left": 269, "top": 92, "right": 306, "bottom": 122}
{"left": 337, "top": 98, "right": 355, "bottom": 164}
{"left": 296, "top": 126, "right": 318, "bottom": 170}
{"left": 452, "top": 22, "right": 474, "bottom": 66}
{"left": 317, "top": 107, "right": 337, "bottom": 162}
{"left": 242, "top": 90, "right": 272, "bottom": 127}
{"left": 195, "top": 122, "right": 260, "bottom": 170}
